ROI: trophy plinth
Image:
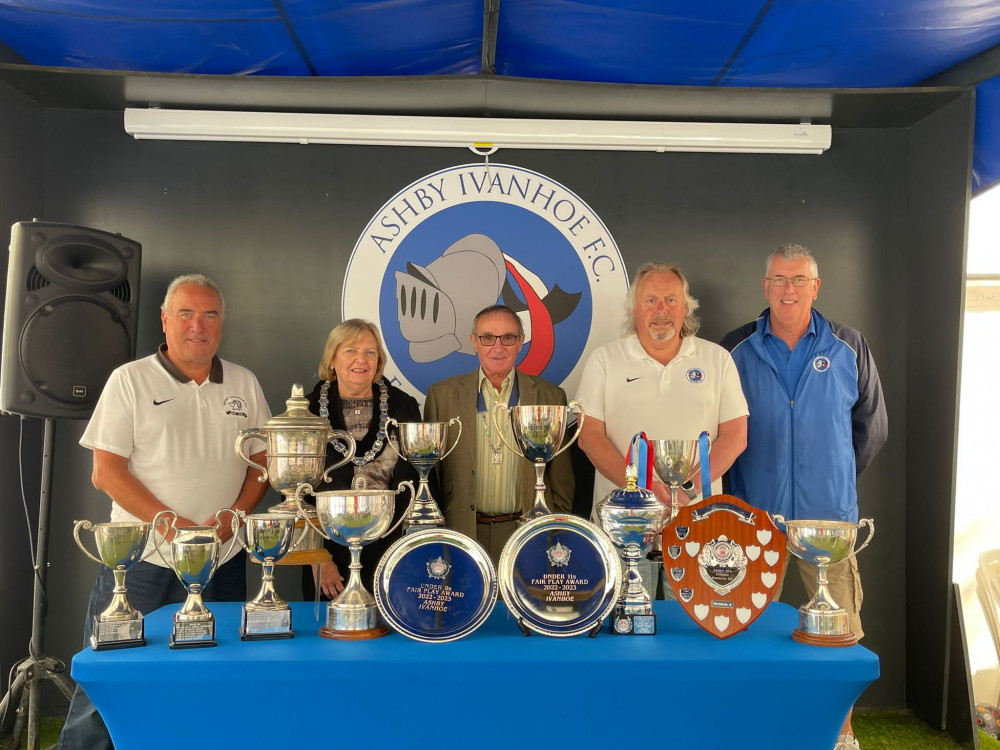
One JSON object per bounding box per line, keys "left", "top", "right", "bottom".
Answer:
{"left": 492, "top": 401, "right": 584, "bottom": 519}
{"left": 236, "top": 384, "right": 356, "bottom": 565}
{"left": 596, "top": 466, "right": 673, "bottom": 636}
{"left": 385, "top": 417, "right": 461, "bottom": 534}
{"left": 237, "top": 513, "right": 302, "bottom": 640}
{"left": 774, "top": 516, "right": 875, "bottom": 647}
{"left": 296, "top": 480, "right": 414, "bottom": 640}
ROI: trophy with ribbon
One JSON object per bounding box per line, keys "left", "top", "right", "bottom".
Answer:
{"left": 492, "top": 401, "right": 584, "bottom": 519}
{"left": 152, "top": 508, "right": 242, "bottom": 648}
{"left": 384, "top": 416, "right": 461, "bottom": 534}
{"left": 772, "top": 516, "right": 874, "bottom": 646}
{"left": 73, "top": 520, "right": 159, "bottom": 649}
{"left": 236, "top": 383, "right": 357, "bottom": 565}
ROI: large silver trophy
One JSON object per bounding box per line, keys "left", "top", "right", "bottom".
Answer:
{"left": 492, "top": 401, "right": 584, "bottom": 519}
{"left": 231, "top": 512, "right": 305, "bottom": 640}
{"left": 596, "top": 464, "right": 674, "bottom": 635}
{"left": 152, "top": 508, "right": 241, "bottom": 648}
{"left": 295, "top": 478, "right": 415, "bottom": 639}
{"left": 651, "top": 438, "right": 707, "bottom": 515}
{"left": 236, "top": 384, "right": 357, "bottom": 565}
{"left": 385, "top": 416, "right": 461, "bottom": 534}
{"left": 73, "top": 520, "right": 157, "bottom": 650}
{"left": 773, "top": 516, "right": 875, "bottom": 646}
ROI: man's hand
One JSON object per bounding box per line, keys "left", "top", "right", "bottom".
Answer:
{"left": 314, "top": 562, "right": 345, "bottom": 599}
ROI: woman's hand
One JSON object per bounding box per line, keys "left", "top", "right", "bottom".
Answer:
{"left": 314, "top": 561, "right": 345, "bottom": 599}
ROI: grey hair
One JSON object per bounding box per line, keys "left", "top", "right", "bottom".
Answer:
{"left": 471, "top": 304, "right": 524, "bottom": 337}
{"left": 623, "top": 262, "right": 700, "bottom": 338}
{"left": 765, "top": 243, "right": 819, "bottom": 279}
{"left": 161, "top": 274, "right": 225, "bottom": 317}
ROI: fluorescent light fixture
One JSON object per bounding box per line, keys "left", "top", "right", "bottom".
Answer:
{"left": 124, "top": 108, "right": 831, "bottom": 155}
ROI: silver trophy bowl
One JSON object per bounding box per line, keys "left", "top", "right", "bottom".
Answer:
{"left": 233, "top": 512, "right": 303, "bottom": 639}
{"left": 385, "top": 416, "right": 461, "bottom": 533}
{"left": 650, "top": 438, "right": 705, "bottom": 514}
{"left": 773, "top": 515, "right": 875, "bottom": 646}
{"left": 492, "top": 401, "right": 584, "bottom": 519}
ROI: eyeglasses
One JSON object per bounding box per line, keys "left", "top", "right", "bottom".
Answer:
{"left": 766, "top": 275, "right": 816, "bottom": 287}
{"left": 475, "top": 333, "right": 520, "bottom": 346}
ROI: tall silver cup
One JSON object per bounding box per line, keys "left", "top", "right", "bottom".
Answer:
{"left": 152, "top": 508, "right": 241, "bottom": 648}
{"left": 295, "top": 479, "right": 414, "bottom": 639}
{"left": 385, "top": 416, "right": 461, "bottom": 534}
{"left": 773, "top": 516, "right": 874, "bottom": 647}
{"left": 650, "top": 438, "right": 708, "bottom": 515}
{"left": 73, "top": 520, "right": 157, "bottom": 650}
{"left": 492, "top": 401, "right": 584, "bottom": 519}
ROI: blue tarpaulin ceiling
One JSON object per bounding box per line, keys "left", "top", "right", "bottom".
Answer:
{"left": 2, "top": 0, "right": 1000, "bottom": 190}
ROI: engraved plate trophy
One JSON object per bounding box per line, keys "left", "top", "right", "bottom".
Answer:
{"left": 295, "top": 479, "right": 414, "bottom": 639}
{"left": 492, "top": 401, "right": 584, "bottom": 519}
{"left": 236, "top": 383, "right": 357, "bottom": 565}
{"left": 772, "top": 516, "right": 875, "bottom": 646}
{"left": 384, "top": 416, "right": 461, "bottom": 534}
{"left": 73, "top": 520, "right": 158, "bottom": 649}
{"left": 152, "top": 508, "right": 241, "bottom": 648}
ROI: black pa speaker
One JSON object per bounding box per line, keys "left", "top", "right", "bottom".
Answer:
{"left": 1, "top": 221, "right": 141, "bottom": 419}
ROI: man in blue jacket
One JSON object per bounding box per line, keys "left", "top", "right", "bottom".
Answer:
{"left": 721, "top": 243, "right": 887, "bottom": 750}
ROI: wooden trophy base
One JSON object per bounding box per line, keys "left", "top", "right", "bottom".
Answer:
{"left": 791, "top": 629, "right": 858, "bottom": 648}
{"left": 276, "top": 548, "right": 332, "bottom": 566}
{"left": 319, "top": 624, "right": 390, "bottom": 640}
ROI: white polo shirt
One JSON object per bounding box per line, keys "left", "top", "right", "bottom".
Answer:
{"left": 576, "top": 334, "right": 748, "bottom": 506}
{"left": 80, "top": 347, "right": 271, "bottom": 567}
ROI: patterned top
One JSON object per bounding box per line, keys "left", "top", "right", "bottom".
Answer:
{"left": 475, "top": 371, "right": 522, "bottom": 514}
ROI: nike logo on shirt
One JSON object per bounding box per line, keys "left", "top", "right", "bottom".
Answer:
{"left": 153, "top": 398, "right": 175, "bottom": 406}
{"left": 626, "top": 377, "right": 642, "bottom": 383}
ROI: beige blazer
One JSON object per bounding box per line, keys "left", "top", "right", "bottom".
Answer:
{"left": 424, "top": 370, "right": 576, "bottom": 537}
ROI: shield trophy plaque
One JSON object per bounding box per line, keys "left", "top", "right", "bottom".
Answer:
{"left": 73, "top": 520, "right": 159, "bottom": 650}
{"left": 152, "top": 508, "right": 241, "bottom": 648}
{"left": 773, "top": 516, "right": 875, "bottom": 647}
{"left": 492, "top": 401, "right": 584, "bottom": 519}
{"left": 236, "top": 383, "right": 357, "bottom": 565}
{"left": 384, "top": 416, "right": 461, "bottom": 534}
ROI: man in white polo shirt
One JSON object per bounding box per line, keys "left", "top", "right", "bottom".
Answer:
{"left": 58, "top": 273, "right": 271, "bottom": 750}
{"left": 576, "top": 262, "right": 748, "bottom": 597}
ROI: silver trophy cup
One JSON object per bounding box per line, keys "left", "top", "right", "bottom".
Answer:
{"left": 295, "top": 479, "right": 415, "bottom": 639}
{"left": 385, "top": 416, "right": 461, "bottom": 534}
{"left": 492, "top": 401, "right": 584, "bottom": 519}
{"left": 650, "top": 438, "right": 708, "bottom": 515}
{"left": 773, "top": 516, "right": 874, "bottom": 646}
{"left": 232, "top": 513, "right": 305, "bottom": 640}
{"left": 152, "top": 508, "right": 241, "bottom": 648}
{"left": 236, "top": 383, "right": 357, "bottom": 565}
{"left": 73, "top": 520, "right": 156, "bottom": 650}
{"left": 596, "top": 465, "right": 674, "bottom": 635}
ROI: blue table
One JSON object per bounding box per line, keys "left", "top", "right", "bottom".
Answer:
{"left": 72, "top": 601, "right": 878, "bottom": 750}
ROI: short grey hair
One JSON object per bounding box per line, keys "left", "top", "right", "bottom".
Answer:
{"left": 161, "top": 274, "right": 225, "bottom": 317}
{"left": 765, "top": 243, "right": 819, "bottom": 279}
{"left": 471, "top": 304, "right": 524, "bottom": 337}
{"left": 623, "top": 262, "right": 700, "bottom": 338}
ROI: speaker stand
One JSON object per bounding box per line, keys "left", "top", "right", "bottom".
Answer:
{"left": 0, "top": 418, "right": 76, "bottom": 749}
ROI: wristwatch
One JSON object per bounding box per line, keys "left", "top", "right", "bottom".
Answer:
{"left": 681, "top": 480, "right": 697, "bottom": 502}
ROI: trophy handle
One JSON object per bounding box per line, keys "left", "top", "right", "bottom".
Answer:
{"left": 845, "top": 518, "right": 875, "bottom": 560}
{"left": 320, "top": 431, "right": 358, "bottom": 483}
{"left": 383, "top": 417, "right": 406, "bottom": 461}
{"left": 72, "top": 520, "right": 105, "bottom": 566}
{"left": 150, "top": 510, "right": 178, "bottom": 566}
{"left": 490, "top": 403, "right": 524, "bottom": 457}
{"left": 439, "top": 416, "right": 463, "bottom": 461}
{"left": 214, "top": 507, "right": 243, "bottom": 562}
{"left": 229, "top": 511, "right": 254, "bottom": 557}
{"left": 292, "top": 482, "right": 334, "bottom": 541}
{"left": 384, "top": 480, "right": 417, "bottom": 538}
{"left": 289, "top": 521, "right": 311, "bottom": 551}
{"left": 771, "top": 514, "right": 786, "bottom": 526}
{"left": 551, "top": 400, "right": 585, "bottom": 459}
{"left": 235, "top": 428, "right": 269, "bottom": 484}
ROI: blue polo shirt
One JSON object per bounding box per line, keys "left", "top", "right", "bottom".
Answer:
{"left": 762, "top": 310, "right": 818, "bottom": 398}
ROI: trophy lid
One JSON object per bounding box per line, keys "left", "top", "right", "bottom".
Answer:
{"left": 596, "top": 464, "right": 661, "bottom": 511}
{"left": 259, "top": 384, "right": 333, "bottom": 433}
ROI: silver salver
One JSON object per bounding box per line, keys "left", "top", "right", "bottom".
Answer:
{"left": 498, "top": 513, "right": 622, "bottom": 637}
{"left": 374, "top": 528, "right": 497, "bottom": 642}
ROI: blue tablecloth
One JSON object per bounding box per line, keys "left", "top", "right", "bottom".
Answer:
{"left": 72, "top": 600, "right": 878, "bottom": 750}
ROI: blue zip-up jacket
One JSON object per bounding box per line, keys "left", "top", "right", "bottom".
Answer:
{"left": 721, "top": 309, "right": 887, "bottom": 523}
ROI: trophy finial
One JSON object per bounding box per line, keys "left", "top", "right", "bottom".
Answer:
{"left": 624, "top": 463, "right": 639, "bottom": 491}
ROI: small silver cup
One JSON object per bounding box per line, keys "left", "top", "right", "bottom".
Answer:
{"left": 650, "top": 438, "right": 708, "bottom": 515}
{"left": 73, "top": 520, "right": 155, "bottom": 650}
{"left": 233, "top": 513, "right": 305, "bottom": 640}
{"left": 152, "top": 508, "right": 241, "bottom": 648}
{"left": 385, "top": 416, "right": 461, "bottom": 533}
{"left": 492, "top": 401, "right": 584, "bottom": 519}
{"left": 772, "top": 515, "right": 875, "bottom": 646}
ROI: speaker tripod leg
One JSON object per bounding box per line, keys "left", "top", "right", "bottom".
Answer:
{"left": 0, "top": 666, "right": 26, "bottom": 738}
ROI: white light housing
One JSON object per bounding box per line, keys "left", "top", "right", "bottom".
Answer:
{"left": 124, "top": 108, "right": 831, "bottom": 154}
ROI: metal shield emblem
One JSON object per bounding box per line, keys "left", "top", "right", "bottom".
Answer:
{"left": 674, "top": 526, "right": 689, "bottom": 540}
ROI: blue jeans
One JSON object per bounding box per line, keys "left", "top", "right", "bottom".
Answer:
{"left": 57, "top": 552, "right": 246, "bottom": 750}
